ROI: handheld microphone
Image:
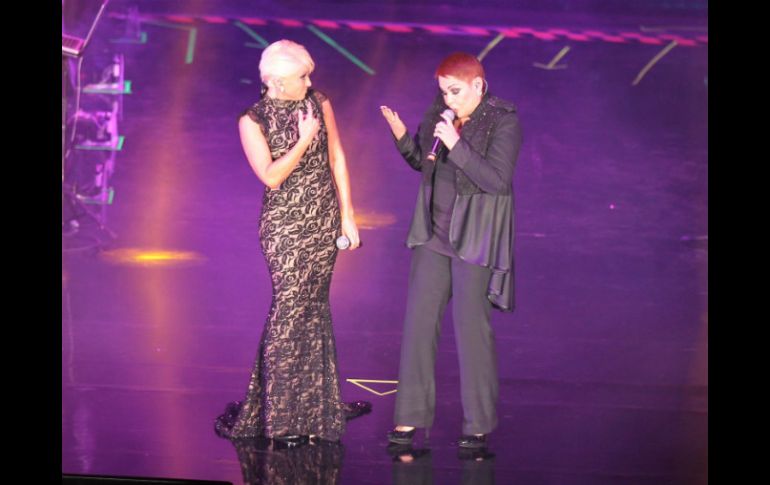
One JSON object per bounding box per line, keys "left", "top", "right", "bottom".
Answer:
{"left": 427, "top": 109, "right": 456, "bottom": 161}
{"left": 336, "top": 235, "right": 363, "bottom": 250}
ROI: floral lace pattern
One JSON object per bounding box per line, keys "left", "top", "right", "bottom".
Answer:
{"left": 216, "top": 89, "right": 345, "bottom": 442}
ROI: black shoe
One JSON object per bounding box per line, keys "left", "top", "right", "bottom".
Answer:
{"left": 272, "top": 434, "right": 309, "bottom": 449}
{"left": 387, "top": 427, "right": 416, "bottom": 445}
{"left": 307, "top": 435, "right": 341, "bottom": 445}
{"left": 458, "top": 447, "right": 495, "bottom": 461}
{"left": 343, "top": 400, "right": 373, "bottom": 420}
{"left": 386, "top": 442, "right": 412, "bottom": 456}
{"left": 457, "top": 434, "right": 487, "bottom": 449}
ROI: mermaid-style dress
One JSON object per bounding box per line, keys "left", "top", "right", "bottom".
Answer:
{"left": 216, "top": 88, "right": 346, "bottom": 442}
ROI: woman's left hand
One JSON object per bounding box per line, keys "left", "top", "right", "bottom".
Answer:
{"left": 433, "top": 111, "right": 460, "bottom": 151}
{"left": 341, "top": 215, "right": 361, "bottom": 250}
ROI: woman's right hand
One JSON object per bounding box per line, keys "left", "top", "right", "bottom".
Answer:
{"left": 379, "top": 105, "right": 407, "bottom": 140}
{"left": 297, "top": 108, "right": 320, "bottom": 144}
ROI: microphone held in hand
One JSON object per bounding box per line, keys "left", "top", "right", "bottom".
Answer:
{"left": 336, "top": 235, "right": 362, "bottom": 250}
{"left": 427, "top": 109, "right": 456, "bottom": 161}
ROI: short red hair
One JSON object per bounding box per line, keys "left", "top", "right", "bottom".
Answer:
{"left": 435, "top": 52, "right": 485, "bottom": 83}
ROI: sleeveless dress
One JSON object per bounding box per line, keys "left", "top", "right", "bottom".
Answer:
{"left": 216, "top": 88, "right": 346, "bottom": 442}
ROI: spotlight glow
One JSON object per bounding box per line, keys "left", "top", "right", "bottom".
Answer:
{"left": 99, "top": 248, "right": 206, "bottom": 267}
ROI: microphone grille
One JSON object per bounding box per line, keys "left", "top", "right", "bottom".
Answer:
{"left": 442, "top": 108, "right": 456, "bottom": 120}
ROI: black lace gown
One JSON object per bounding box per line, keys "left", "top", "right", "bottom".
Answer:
{"left": 216, "top": 88, "right": 346, "bottom": 442}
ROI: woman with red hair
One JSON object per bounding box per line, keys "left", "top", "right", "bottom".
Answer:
{"left": 381, "top": 52, "right": 522, "bottom": 449}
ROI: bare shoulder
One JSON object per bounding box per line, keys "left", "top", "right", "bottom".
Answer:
{"left": 239, "top": 113, "right": 260, "bottom": 129}
{"left": 238, "top": 113, "right": 267, "bottom": 142}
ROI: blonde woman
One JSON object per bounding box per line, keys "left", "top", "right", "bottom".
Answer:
{"left": 216, "top": 40, "right": 368, "bottom": 445}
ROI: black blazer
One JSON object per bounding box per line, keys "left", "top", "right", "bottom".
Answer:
{"left": 395, "top": 92, "right": 522, "bottom": 311}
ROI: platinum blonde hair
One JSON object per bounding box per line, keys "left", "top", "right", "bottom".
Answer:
{"left": 259, "top": 40, "right": 315, "bottom": 85}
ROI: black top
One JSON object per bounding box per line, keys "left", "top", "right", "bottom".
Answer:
{"left": 425, "top": 152, "right": 460, "bottom": 257}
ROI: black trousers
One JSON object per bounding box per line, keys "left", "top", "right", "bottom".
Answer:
{"left": 394, "top": 245, "right": 499, "bottom": 435}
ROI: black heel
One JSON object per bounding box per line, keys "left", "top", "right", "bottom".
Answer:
{"left": 457, "top": 434, "right": 487, "bottom": 449}
{"left": 458, "top": 447, "right": 495, "bottom": 461}
{"left": 343, "top": 400, "right": 373, "bottom": 420}
{"left": 387, "top": 427, "right": 417, "bottom": 445}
